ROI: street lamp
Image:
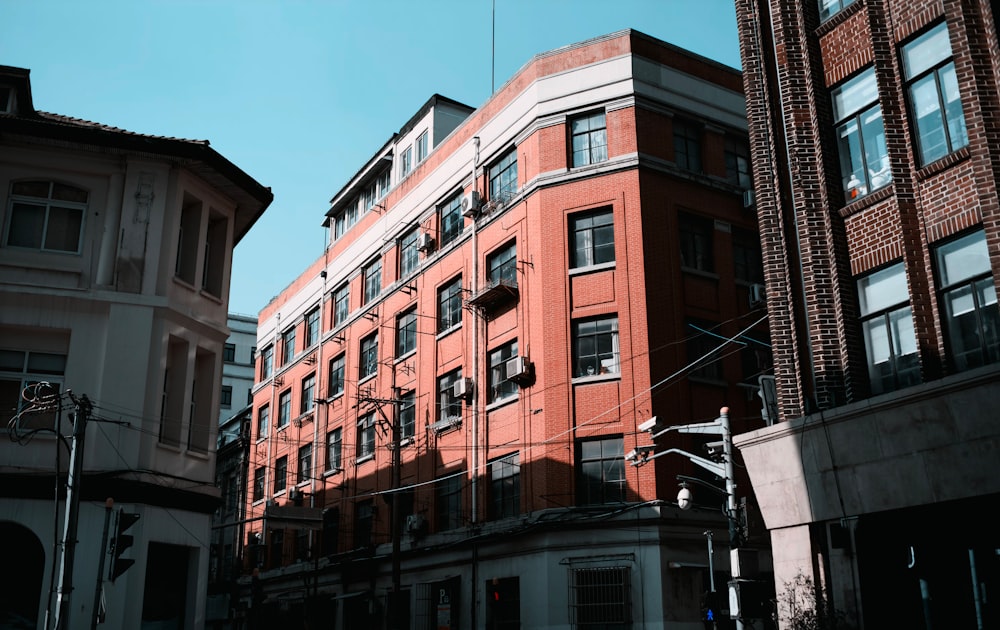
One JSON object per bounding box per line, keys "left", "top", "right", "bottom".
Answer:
{"left": 629, "top": 407, "right": 747, "bottom": 629}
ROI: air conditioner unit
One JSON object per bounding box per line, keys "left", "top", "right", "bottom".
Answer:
{"left": 742, "top": 189, "right": 756, "bottom": 209}
{"left": 430, "top": 415, "right": 462, "bottom": 433}
{"left": 404, "top": 514, "right": 426, "bottom": 533}
{"left": 749, "top": 283, "right": 766, "bottom": 309}
{"left": 461, "top": 191, "right": 482, "bottom": 217}
{"left": 417, "top": 232, "right": 434, "bottom": 252}
{"left": 452, "top": 377, "right": 473, "bottom": 400}
{"left": 505, "top": 356, "right": 532, "bottom": 382}
{"left": 288, "top": 487, "right": 303, "bottom": 502}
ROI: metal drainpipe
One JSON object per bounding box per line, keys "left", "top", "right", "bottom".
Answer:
{"left": 262, "top": 312, "right": 279, "bottom": 558}
{"left": 470, "top": 136, "right": 481, "bottom": 525}
{"left": 310, "top": 273, "right": 326, "bottom": 546}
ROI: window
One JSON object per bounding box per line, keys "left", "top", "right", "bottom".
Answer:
{"left": 733, "top": 227, "right": 764, "bottom": 284}
{"left": 355, "top": 500, "right": 374, "bottom": 547}
{"left": 935, "top": 230, "right": 999, "bottom": 371}
{"left": 357, "top": 412, "right": 376, "bottom": 459}
{"left": 261, "top": 345, "right": 273, "bottom": 379}
{"left": 0, "top": 349, "right": 66, "bottom": 433}
{"left": 305, "top": 307, "right": 320, "bottom": 347}
{"left": 488, "top": 340, "right": 518, "bottom": 404}
{"left": 274, "top": 456, "right": 288, "bottom": 493}
{"left": 399, "top": 390, "right": 415, "bottom": 440}
{"left": 487, "top": 241, "right": 517, "bottom": 288}
{"left": 570, "top": 111, "right": 608, "bottom": 167}
{"left": 363, "top": 258, "right": 382, "bottom": 305}
{"left": 438, "top": 276, "right": 463, "bottom": 333}
{"left": 301, "top": 373, "right": 316, "bottom": 414}
{"left": 400, "top": 145, "right": 413, "bottom": 178}
{"left": 488, "top": 453, "right": 520, "bottom": 520}
{"left": 903, "top": 22, "right": 968, "bottom": 165}
{"left": 359, "top": 333, "right": 378, "bottom": 380}
{"left": 679, "top": 212, "right": 715, "bottom": 272}
{"left": 440, "top": 193, "right": 464, "bottom": 247}
{"left": 250, "top": 346, "right": 256, "bottom": 365}
{"left": 570, "top": 209, "right": 615, "bottom": 269}
{"left": 5, "top": 180, "right": 88, "bottom": 253}
{"left": 687, "top": 319, "right": 725, "bottom": 380}
{"left": 832, "top": 67, "right": 891, "bottom": 200}
{"left": 819, "top": 0, "right": 856, "bottom": 21}
{"left": 573, "top": 317, "right": 620, "bottom": 377}
{"left": 725, "top": 136, "right": 752, "bottom": 189}
{"left": 858, "top": 263, "right": 920, "bottom": 394}
{"left": 297, "top": 444, "right": 312, "bottom": 485}
{"left": 257, "top": 405, "right": 269, "bottom": 439}
{"left": 673, "top": 119, "right": 702, "bottom": 172}
{"left": 569, "top": 567, "right": 632, "bottom": 628}
{"left": 328, "top": 354, "right": 345, "bottom": 398}
{"left": 399, "top": 227, "right": 419, "bottom": 278}
{"left": 436, "top": 474, "right": 463, "bottom": 531}
{"left": 486, "top": 577, "right": 521, "bottom": 629}
{"left": 488, "top": 148, "right": 518, "bottom": 201}
{"left": 220, "top": 385, "right": 232, "bottom": 408}
{"left": 223, "top": 343, "right": 236, "bottom": 362}
{"left": 396, "top": 309, "right": 417, "bottom": 357}
{"left": 577, "top": 437, "right": 625, "bottom": 505}
{"left": 253, "top": 466, "right": 265, "bottom": 502}
{"left": 281, "top": 327, "right": 296, "bottom": 366}
{"left": 438, "top": 369, "right": 463, "bottom": 422}
{"left": 334, "top": 284, "right": 350, "bottom": 327}
{"left": 176, "top": 197, "right": 202, "bottom": 283}
{"left": 377, "top": 169, "right": 391, "bottom": 198}
{"left": 416, "top": 130, "right": 429, "bottom": 163}
{"left": 326, "top": 427, "right": 343, "bottom": 471}
{"left": 278, "top": 389, "right": 291, "bottom": 428}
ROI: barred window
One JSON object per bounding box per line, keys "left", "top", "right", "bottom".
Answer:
{"left": 568, "top": 566, "right": 632, "bottom": 628}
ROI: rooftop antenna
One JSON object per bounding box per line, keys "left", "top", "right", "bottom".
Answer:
{"left": 492, "top": 0, "right": 496, "bottom": 94}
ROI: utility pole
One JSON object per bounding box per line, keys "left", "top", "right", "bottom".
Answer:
{"left": 356, "top": 390, "right": 404, "bottom": 630}
{"left": 627, "top": 407, "right": 744, "bottom": 630}
{"left": 53, "top": 393, "right": 91, "bottom": 630}
{"left": 92, "top": 498, "right": 114, "bottom": 629}
{"left": 390, "top": 386, "right": 402, "bottom": 630}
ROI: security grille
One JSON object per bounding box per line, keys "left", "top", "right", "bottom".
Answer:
{"left": 569, "top": 566, "right": 631, "bottom": 628}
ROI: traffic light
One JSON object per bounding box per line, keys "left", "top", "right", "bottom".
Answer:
{"left": 701, "top": 590, "right": 719, "bottom": 622}
{"left": 109, "top": 509, "right": 140, "bottom": 582}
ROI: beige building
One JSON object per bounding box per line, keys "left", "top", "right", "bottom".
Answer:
{"left": 0, "top": 65, "right": 271, "bottom": 628}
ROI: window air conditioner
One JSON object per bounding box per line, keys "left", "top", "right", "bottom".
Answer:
{"left": 461, "top": 191, "right": 482, "bottom": 217}
{"left": 417, "top": 232, "right": 434, "bottom": 252}
{"left": 505, "top": 356, "right": 532, "bottom": 382}
{"left": 749, "top": 283, "right": 766, "bottom": 309}
{"left": 452, "top": 377, "right": 473, "bottom": 400}
{"left": 742, "top": 189, "right": 756, "bottom": 209}
{"left": 404, "top": 514, "right": 426, "bottom": 533}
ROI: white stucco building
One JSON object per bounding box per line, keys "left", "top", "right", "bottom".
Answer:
{"left": 0, "top": 65, "right": 271, "bottom": 629}
{"left": 221, "top": 313, "right": 258, "bottom": 425}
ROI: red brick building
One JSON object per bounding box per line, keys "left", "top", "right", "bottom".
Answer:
{"left": 734, "top": 0, "right": 1000, "bottom": 627}
{"left": 244, "top": 30, "right": 767, "bottom": 628}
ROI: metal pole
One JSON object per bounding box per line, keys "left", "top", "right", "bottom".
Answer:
{"left": 54, "top": 394, "right": 90, "bottom": 630}
{"left": 720, "top": 406, "right": 744, "bottom": 630}
{"left": 91, "top": 498, "right": 113, "bottom": 629}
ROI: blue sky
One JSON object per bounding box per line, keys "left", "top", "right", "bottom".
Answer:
{"left": 2, "top": 0, "right": 741, "bottom": 316}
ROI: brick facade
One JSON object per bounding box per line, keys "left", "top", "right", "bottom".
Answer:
{"left": 242, "top": 30, "right": 768, "bottom": 627}
{"left": 736, "top": 0, "right": 1000, "bottom": 626}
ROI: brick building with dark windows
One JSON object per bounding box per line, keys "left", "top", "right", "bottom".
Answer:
{"left": 244, "top": 30, "right": 770, "bottom": 628}
{"left": 734, "top": 0, "right": 1000, "bottom": 627}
